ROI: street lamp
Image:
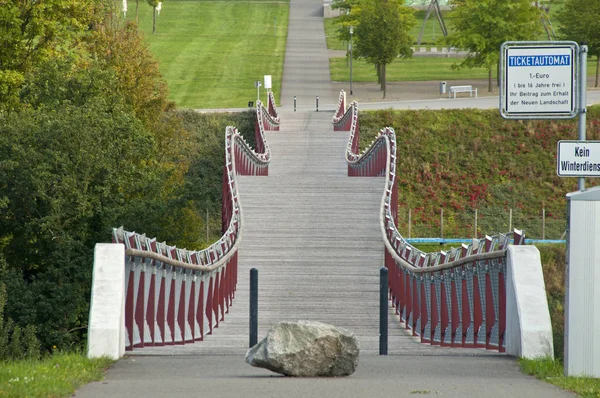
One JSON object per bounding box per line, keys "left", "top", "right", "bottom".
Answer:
{"left": 349, "top": 26, "right": 354, "bottom": 95}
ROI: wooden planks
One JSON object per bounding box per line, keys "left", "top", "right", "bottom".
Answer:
{"left": 132, "top": 111, "right": 497, "bottom": 357}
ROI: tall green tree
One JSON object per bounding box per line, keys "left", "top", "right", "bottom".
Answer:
{"left": 444, "top": 0, "right": 542, "bottom": 92}
{"left": 147, "top": 0, "right": 160, "bottom": 34}
{"left": 354, "top": 0, "right": 416, "bottom": 98}
{"left": 331, "top": 0, "right": 362, "bottom": 43}
{"left": 0, "top": 0, "right": 102, "bottom": 111}
{"left": 557, "top": 0, "right": 600, "bottom": 87}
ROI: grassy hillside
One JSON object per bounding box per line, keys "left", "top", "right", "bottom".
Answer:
{"left": 359, "top": 106, "right": 600, "bottom": 239}
{"left": 132, "top": 0, "right": 288, "bottom": 109}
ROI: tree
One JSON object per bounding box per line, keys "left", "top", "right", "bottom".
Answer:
{"left": 444, "top": 0, "right": 542, "bottom": 92}
{"left": 556, "top": 0, "right": 600, "bottom": 87}
{"left": 147, "top": 0, "right": 161, "bottom": 34}
{"left": 353, "top": 0, "right": 416, "bottom": 98}
{"left": 0, "top": 0, "right": 102, "bottom": 112}
{"left": 331, "top": 0, "right": 362, "bottom": 43}
{"left": 85, "top": 19, "right": 172, "bottom": 128}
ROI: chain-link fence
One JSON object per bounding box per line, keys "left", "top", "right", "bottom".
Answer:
{"left": 398, "top": 207, "right": 566, "bottom": 240}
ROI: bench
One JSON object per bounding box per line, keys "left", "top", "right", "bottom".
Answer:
{"left": 448, "top": 85, "right": 477, "bottom": 98}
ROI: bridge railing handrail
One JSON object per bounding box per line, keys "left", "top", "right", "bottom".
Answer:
{"left": 335, "top": 90, "right": 555, "bottom": 356}
{"left": 333, "top": 91, "right": 354, "bottom": 132}
{"left": 342, "top": 101, "right": 519, "bottom": 272}
{"left": 267, "top": 91, "right": 281, "bottom": 125}
{"left": 257, "top": 100, "right": 280, "bottom": 133}
{"left": 113, "top": 126, "right": 270, "bottom": 271}
{"left": 332, "top": 89, "right": 347, "bottom": 124}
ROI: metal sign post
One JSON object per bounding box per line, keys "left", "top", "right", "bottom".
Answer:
{"left": 578, "top": 44, "right": 588, "bottom": 190}
{"left": 254, "top": 80, "right": 262, "bottom": 101}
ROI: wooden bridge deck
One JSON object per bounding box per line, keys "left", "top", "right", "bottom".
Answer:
{"left": 132, "top": 111, "right": 495, "bottom": 356}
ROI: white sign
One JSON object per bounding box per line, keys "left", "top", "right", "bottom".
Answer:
{"left": 557, "top": 141, "right": 600, "bottom": 177}
{"left": 264, "top": 75, "right": 272, "bottom": 90}
{"left": 500, "top": 42, "right": 578, "bottom": 119}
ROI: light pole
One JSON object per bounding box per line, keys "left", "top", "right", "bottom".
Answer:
{"left": 349, "top": 26, "right": 354, "bottom": 95}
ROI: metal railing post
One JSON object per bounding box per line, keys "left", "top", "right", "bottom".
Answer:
{"left": 408, "top": 209, "right": 412, "bottom": 239}
{"left": 542, "top": 208, "right": 546, "bottom": 240}
{"left": 474, "top": 208, "right": 478, "bottom": 238}
{"left": 250, "top": 268, "right": 258, "bottom": 348}
{"left": 380, "top": 267, "right": 388, "bottom": 355}
{"left": 440, "top": 208, "right": 444, "bottom": 240}
{"left": 294, "top": 96, "right": 296, "bottom": 112}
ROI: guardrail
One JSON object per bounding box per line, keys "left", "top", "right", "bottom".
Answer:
{"left": 334, "top": 90, "right": 553, "bottom": 357}
{"left": 89, "top": 100, "right": 276, "bottom": 357}
{"left": 254, "top": 93, "right": 280, "bottom": 154}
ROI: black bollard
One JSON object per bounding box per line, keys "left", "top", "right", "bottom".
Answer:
{"left": 316, "top": 96, "right": 319, "bottom": 112}
{"left": 294, "top": 96, "right": 297, "bottom": 112}
{"left": 250, "top": 268, "right": 258, "bottom": 348}
{"left": 380, "top": 267, "right": 388, "bottom": 355}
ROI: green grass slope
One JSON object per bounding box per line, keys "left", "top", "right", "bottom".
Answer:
{"left": 133, "top": 0, "right": 288, "bottom": 109}
{"left": 359, "top": 107, "right": 600, "bottom": 239}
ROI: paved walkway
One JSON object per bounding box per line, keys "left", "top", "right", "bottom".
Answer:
{"left": 77, "top": 355, "right": 572, "bottom": 398}
{"left": 280, "top": 0, "right": 337, "bottom": 107}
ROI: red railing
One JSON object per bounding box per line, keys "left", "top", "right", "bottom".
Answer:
{"left": 112, "top": 105, "right": 275, "bottom": 351}
{"left": 336, "top": 91, "right": 528, "bottom": 352}
{"left": 253, "top": 92, "right": 280, "bottom": 155}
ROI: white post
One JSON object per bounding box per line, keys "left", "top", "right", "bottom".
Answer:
{"left": 206, "top": 208, "right": 209, "bottom": 244}
{"left": 474, "top": 208, "right": 478, "bottom": 238}
{"left": 509, "top": 208, "right": 513, "bottom": 233}
{"left": 408, "top": 209, "right": 412, "bottom": 239}
{"left": 349, "top": 26, "right": 354, "bottom": 95}
{"left": 440, "top": 208, "right": 444, "bottom": 240}
{"left": 542, "top": 208, "right": 546, "bottom": 240}
{"left": 578, "top": 44, "right": 588, "bottom": 191}
{"left": 88, "top": 244, "right": 126, "bottom": 360}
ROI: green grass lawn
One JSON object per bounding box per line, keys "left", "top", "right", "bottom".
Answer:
{"left": 520, "top": 357, "right": 600, "bottom": 396}
{"left": 330, "top": 57, "right": 599, "bottom": 83}
{"left": 330, "top": 57, "right": 492, "bottom": 82}
{"left": 324, "top": 18, "right": 346, "bottom": 51}
{"left": 0, "top": 352, "right": 114, "bottom": 397}
{"left": 132, "top": 0, "right": 289, "bottom": 109}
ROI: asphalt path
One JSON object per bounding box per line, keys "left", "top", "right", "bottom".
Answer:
{"left": 76, "top": 355, "right": 574, "bottom": 398}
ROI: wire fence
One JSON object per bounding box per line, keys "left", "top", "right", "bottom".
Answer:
{"left": 399, "top": 207, "right": 566, "bottom": 241}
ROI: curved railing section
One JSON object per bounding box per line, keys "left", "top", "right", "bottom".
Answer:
{"left": 254, "top": 95, "right": 280, "bottom": 154}
{"left": 332, "top": 90, "right": 354, "bottom": 132}
{"left": 337, "top": 91, "right": 537, "bottom": 354}
{"left": 109, "top": 120, "right": 271, "bottom": 351}
{"left": 267, "top": 90, "right": 280, "bottom": 126}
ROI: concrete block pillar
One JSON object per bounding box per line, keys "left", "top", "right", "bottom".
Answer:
{"left": 505, "top": 245, "right": 554, "bottom": 359}
{"left": 88, "top": 243, "right": 126, "bottom": 360}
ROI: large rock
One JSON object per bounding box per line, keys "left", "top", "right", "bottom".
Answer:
{"left": 245, "top": 320, "right": 359, "bottom": 377}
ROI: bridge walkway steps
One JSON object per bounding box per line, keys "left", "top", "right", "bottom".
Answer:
{"left": 132, "top": 111, "right": 495, "bottom": 356}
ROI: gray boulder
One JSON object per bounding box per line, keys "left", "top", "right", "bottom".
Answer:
{"left": 245, "top": 320, "right": 359, "bottom": 377}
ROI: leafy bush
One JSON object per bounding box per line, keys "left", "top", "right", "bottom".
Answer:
{"left": 537, "top": 244, "right": 567, "bottom": 361}
{"left": 0, "top": 280, "right": 41, "bottom": 361}
{"left": 360, "top": 107, "right": 600, "bottom": 238}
